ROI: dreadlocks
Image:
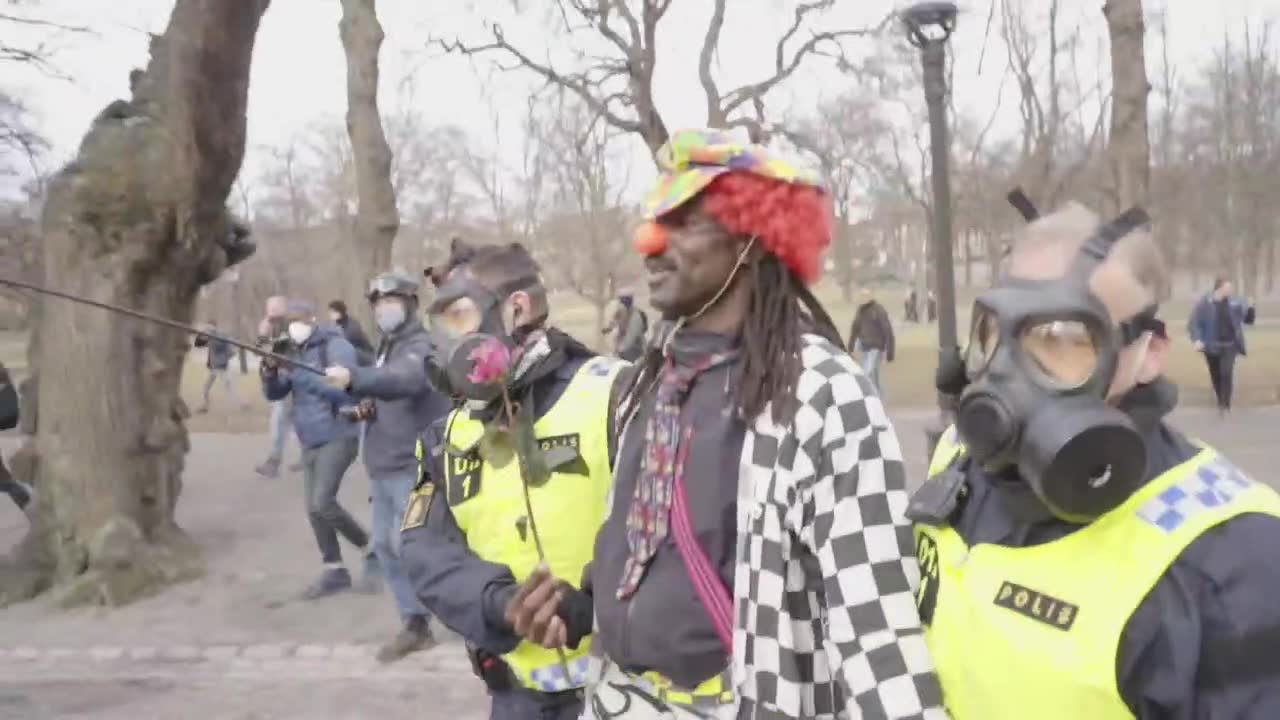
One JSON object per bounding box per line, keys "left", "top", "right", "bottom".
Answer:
{"left": 740, "top": 253, "right": 843, "bottom": 423}
{"left": 620, "top": 254, "right": 841, "bottom": 428}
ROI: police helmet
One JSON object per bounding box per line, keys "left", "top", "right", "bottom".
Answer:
{"left": 367, "top": 271, "right": 420, "bottom": 303}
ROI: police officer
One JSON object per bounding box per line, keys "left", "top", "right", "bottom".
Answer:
{"left": 911, "top": 201, "right": 1280, "bottom": 718}
{"left": 322, "top": 271, "right": 452, "bottom": 663}
{"left": 400, "top": 241, "right": 630, "bottom": 719}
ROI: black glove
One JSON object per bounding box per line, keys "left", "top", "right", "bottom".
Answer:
{"left": 556, "top": 583, "right": 595, "bottom": 650}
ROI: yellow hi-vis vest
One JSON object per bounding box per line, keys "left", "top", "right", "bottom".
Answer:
{"left": 916, "top": 426, "right": 1280, "bottom": 720}
{"left": 442, "top": 356, "right": 622, "bottom": 693}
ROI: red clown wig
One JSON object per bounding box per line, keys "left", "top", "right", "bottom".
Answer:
{"left": 696, "top": 172, "right": 833, "bottom": 285}
{"left": 634, "top": 171, "right": 833, "bottom": 285}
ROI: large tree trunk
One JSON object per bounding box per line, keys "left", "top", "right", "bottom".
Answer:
{"left": 339, "top": 0, "right": 399, "bottom": 323}
{"left": 0, "top": 0, "right": 269, "bottom": 608}
{"left": 1103, "top": 0, "right": 1151, "bottom": 211}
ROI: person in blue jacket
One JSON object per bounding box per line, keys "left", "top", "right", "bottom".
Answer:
{"left": 261, "top": 300, "right": 375, "bottom": 599}
{"left": 1187, "top": 278, "right": 1256, "bottom": 414}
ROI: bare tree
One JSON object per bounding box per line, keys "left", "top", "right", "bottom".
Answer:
{"left": 780, "top": 90, "right": 888, "bottom": 300}
{"left": 1103, "top": 0, "right": 1150, "bottom": 211}
{"left": 0, "top": 5, "right": 91, "bottom": 180}
{"left": 531, "top": 91, "right": 635, "bottom": 340}
{"left": 339, "top": 0, "right": 399, "bottom": 315}
{"left": 1, "top": 0, "right": 270, "bottom": 607}
{"left": 437, "top": 0, "right": 890, "bottom": 161}
{"left": 1000, "top": 0, "right": 1109, "bottom": 209}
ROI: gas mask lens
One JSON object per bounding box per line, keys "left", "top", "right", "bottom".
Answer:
{"left": 964, "top": 308, "right": 1001, "bottom": 379}
{"left": 429, "top": 296, "right": 482, "bottom": 340}
{"left": 964, "top": 308, "right": 1099, "bottom": 390}
{"left": 1019, "top": 319, "right": 1099, "bottom": 390}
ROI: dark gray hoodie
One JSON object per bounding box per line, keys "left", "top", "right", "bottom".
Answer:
{"left": 349, "top": 319, "right": 451, "bottom": 480}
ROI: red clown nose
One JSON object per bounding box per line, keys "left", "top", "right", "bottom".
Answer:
{"left": 633, "top": 221, "right": 669, "bottom": 256}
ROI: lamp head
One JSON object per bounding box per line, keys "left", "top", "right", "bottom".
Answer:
{"left": 903, "top": 1, "right": 958, "bottom": 46}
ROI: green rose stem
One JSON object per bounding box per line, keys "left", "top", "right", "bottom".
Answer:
{"left": 499, "top": 385, "right": 575, "bottom": 685}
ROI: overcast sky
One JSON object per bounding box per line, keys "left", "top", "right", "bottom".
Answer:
{"left": 4, "top": 0, "right": 1279, "bottom": 203}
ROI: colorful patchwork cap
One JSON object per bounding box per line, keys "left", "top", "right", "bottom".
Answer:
{"left": 641, "top": 128, "right": 826, "bottom": 220}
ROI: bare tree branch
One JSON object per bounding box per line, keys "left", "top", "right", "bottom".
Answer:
{"left": 719, "top": 4, "right": 894, "bottom": 120}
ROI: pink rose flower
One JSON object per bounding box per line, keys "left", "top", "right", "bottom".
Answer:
{"left": 467, "top": 338, "right": 513, "bottom": 385}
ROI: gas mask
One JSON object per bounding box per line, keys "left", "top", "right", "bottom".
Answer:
{"left": 426, "top": 273, "right": 530, "bottom": 404}
{"left": 955, "top": 206, "right": 1155, "bottom": 523}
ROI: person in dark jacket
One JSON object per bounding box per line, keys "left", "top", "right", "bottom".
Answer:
{"left": 1187, "top": 278, "right": 1256, "bottom": 414}
{"left": 847, "top": 287, "right": 895, "bottom": 396}
{"left": 400, "top": 241, "right": 631, "bottom": 719}
{"left": 262, "top": 300, "right": 375, "bottom": 599}
{"left": 0, "top": 361, "right": 31, "bottom": 514}
{"left": 603, "top": 293, "right": 648, "bottom": 361}
{"left": 329, "top": 299, "right": 375, "bottom": 366}
{"left": 914, "top": 202, "right": 1280, "bottom": 718}
{"left": 193, "top": 321, "right": 244, "bottom": 413}
{"left": 323, "top": 271, "right": 452, "bottom": 663}
{"left": 255, "top": 296, "right": 296, "bottom": 478}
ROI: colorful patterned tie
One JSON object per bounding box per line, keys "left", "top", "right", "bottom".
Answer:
{"left": 616, "top": 350, "right": 738, "bottom": 600}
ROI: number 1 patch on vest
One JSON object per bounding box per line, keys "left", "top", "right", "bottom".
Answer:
{"left": 993, "top": 581, "right": 1079, "bottom": 631}
{"left": 401, "top": 483, "right": 435, "bottom": 531}
{"left": 447, "top": 451, "right": 483, "bottom": 505}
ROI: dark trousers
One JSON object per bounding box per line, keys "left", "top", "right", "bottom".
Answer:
{"left": 301, "top": 436, "right": 367, "bottom": 564}
{"left": 0, "top": 454, "right": 28, "bottom": 511}
{"left": 1205, "top": 350, "right": 1238, "bottom": 410}
{"left": 489, "top": 688, "right": 583, "bottom": 720}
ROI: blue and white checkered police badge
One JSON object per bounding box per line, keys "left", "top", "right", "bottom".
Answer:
{"left": 1135, "top": 457, "right": 1254, "bottom": 533}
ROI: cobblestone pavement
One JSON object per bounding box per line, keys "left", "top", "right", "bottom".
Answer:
{"left": 0, "top": 405, "right": 1276, "bottom": 719}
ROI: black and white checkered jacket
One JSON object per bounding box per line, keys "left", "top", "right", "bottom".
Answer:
{"left": 730, "top": 334, "right": 947, "bottom": 719}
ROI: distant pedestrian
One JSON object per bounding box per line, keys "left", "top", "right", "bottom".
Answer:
{"left": 329, "top": 300, "right": 375, "bottom": 366}
{"left": 848, "top": 287, "right": 895, "bottom": 397}
{"left": 1188, "top": 277, "right": 1257, "bottom": 414}
{"left": 603, "top": 292, "right": 648, "bottom": 361}
{"left": 905, "top": 288, "right": 919, "bottom": 322}
{"left": 193, "top": 321, "right": 245, "bottom": 413}
{"left": 255, "top": 295, "right": 295, "bottom": 478}
{"left": 262, "top": 300, "right": 375, "bottom": 600}
{"left": 0, "top": 361, "right": 31, "bottom": 515}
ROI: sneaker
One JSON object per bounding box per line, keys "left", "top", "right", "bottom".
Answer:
{"left": 301, "top": 567, "right": 352, "bottom": 600}
{"left": 254, "top": 460, "right": 280, "bottom": 479}
{"left": 357, "top": 552, "right": 383, "bottom": 594}
{"left": 376, "top": 617, "right": 436, "bottom": 664}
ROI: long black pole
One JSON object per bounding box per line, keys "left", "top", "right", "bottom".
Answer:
{"left": 0, "top": 275, "right": 323, "bottom": 375}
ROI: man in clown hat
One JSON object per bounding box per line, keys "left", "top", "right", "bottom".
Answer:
{"left": 505, "top": 129, "right": 946, "bottom": 719}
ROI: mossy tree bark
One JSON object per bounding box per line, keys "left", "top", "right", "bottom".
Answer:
{"left": 0, "top": 0, "right": 271, "bottom": 608}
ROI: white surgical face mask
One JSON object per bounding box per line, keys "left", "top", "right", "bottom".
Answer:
{"left": 288, "top": 321, "right": 313, "bottom": 345}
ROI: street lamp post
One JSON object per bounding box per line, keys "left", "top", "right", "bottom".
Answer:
{"left": 903, "top": 2, "right": 960, "bottom": 459}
